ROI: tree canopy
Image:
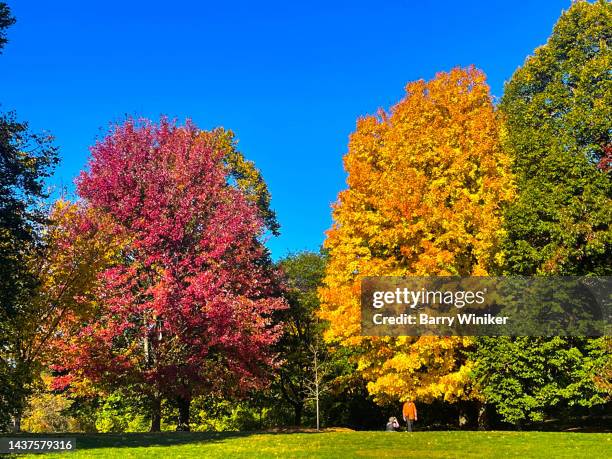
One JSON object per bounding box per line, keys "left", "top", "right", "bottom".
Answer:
{"left": 50, "top": 119, "right": 285, "bottom": 431}
{"left": 320, "top": 67, "right": 515, "bottom": 404}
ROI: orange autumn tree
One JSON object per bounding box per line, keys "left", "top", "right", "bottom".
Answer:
{"left": 319, "top": 67, "right": 515, "bottom": 405}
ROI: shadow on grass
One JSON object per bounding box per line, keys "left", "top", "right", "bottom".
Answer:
{"left": 1, "top": 430, "right": 329, "bottom": 451}
{"left": 2, "top": 421, "right": 608, "bottom": 452}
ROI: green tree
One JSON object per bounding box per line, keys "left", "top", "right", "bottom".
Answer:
{"left": 0, "top": 112, "right": 59, "bottom": 431}
{"left": 472, "top": 337, "right": 608, "bottom": 426}
{"left": 275, "top": 251, "right": 371, "bottom": 429}
{"left": 500, "top": 0, "right": 611, "bottom": 276}
{"left": 0, "top": 2, "right": 15, "bottom": 52}
{"left": 0, "top": 3, "right": 60, "bottom": 431}
{"left": 474, "top": 0, "right": 611, "bottom": 427}
{"left": 275, "top": 251, "right": 327, "bottom": 426}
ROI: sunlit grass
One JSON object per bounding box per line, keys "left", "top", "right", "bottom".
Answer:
{"left": 3, "top": 430, "right": 610, "bottom": 458}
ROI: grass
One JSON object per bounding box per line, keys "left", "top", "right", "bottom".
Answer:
{"left": 3, "top": 430, "right": 611, "bottom": 458}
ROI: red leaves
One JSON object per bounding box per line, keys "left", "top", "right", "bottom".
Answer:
{"left": 54, "top": 117, "right": 285, "bottom": 398}
{"left": 598, "top": 144, "right": 611, "bottom": 172}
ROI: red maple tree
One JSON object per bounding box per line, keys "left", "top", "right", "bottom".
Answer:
{"left": 52, "top": 118, "right": 285, "bottom": 431}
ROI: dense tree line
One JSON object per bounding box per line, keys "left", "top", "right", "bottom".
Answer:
{"left": 320, "top": 0, "right": 610, "bottom": 429}
{"left": 0, "top": 0, "right": 610, "bottom": 433}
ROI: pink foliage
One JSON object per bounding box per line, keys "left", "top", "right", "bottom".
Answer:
{"left": 53, "top": 118, "right": 285, "bottom": 399}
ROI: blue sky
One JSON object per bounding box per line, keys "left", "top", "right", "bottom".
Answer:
{"left": 1, "top": 0, "right": 570, "bottom": 259}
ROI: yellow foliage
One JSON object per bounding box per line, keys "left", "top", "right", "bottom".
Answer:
{"left": 319, "top": 67, "right": 514, "bottom": 404}
{"left": 26, "top": 200, "right": 126, "bottom": 366}
{"left": 21, "top": 393, "right": 74, "bottom": 433}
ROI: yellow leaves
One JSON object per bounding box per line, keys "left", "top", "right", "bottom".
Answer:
{"left": 28, "top": 200, "right": 128, "bottom": 364}
{"left": 364, "top": 339, "right": 474, "bottom": 404}
{"left": 319, "top": 67, "right": 515, "bottom": 405}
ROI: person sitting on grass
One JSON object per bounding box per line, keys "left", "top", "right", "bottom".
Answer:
{"left": 386, "top": 416, "right": 400, "bottom": 431}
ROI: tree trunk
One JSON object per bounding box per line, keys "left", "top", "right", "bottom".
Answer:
{"left": 11, "top": 392, "right": 26, "bottom": 433}
{"left": 293, "top": 403, "right": 303, "bottom": 427}
{"left": 12, "top": 413, "right": 21, "bottom": 433}
{"left": 458, "top": 402, "right": 468, "bottom": 429}
{"left": 150, "top": 396, "right": 162, "bottom": 432}
{"left": 176, "top": 396, "right": 191, "bottom": 432}
{"left": 314, "top": 351, "right": 320, "bottom": 431}
{"left": 477, "top": 402, "right": 489, "bottom": 430}
{"left": 315, "top": 391, "right": 320, "bottom": 431}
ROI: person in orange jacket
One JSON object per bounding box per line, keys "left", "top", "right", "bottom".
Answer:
{"left": 402, "top": 399, "right": 417, "bottom": 432}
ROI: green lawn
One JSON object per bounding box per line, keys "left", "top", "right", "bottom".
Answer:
{"left": 4, "top": 431, "right": 611, "bottom": 458}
